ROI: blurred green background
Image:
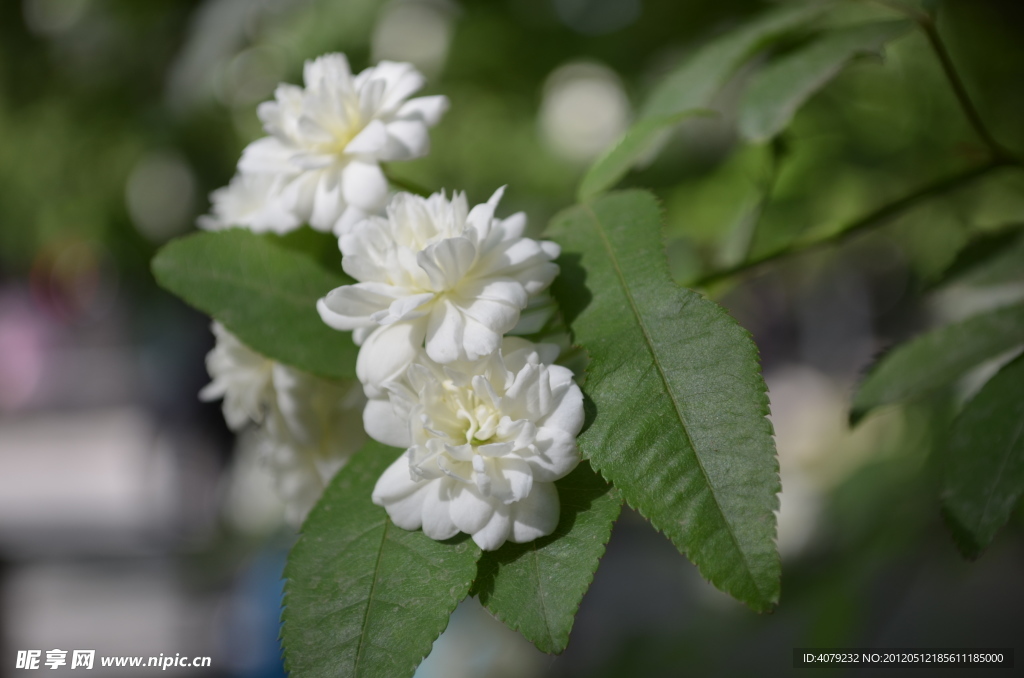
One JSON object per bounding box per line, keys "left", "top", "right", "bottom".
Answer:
{"left": 1, "top": 0, "right": 1023, "bottom": 676}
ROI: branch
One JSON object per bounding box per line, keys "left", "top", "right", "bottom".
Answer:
{"left": 691, "top": 158, "right": 1013, "bottom": 287}
{"left": 917, "top": 15, "right": 1016, "bottom": 163}
{"left": 867, "top": 0, "right": 1018, "bottom": 164}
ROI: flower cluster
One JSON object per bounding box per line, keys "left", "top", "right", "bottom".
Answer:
{"left": 198, "top": 52, "right": 583, "bottom": 550}
{"left": 201, "top": 323, "right": 366, "bottom": 525}
{"left": 318, "top": 186, "right": 582, "bottom": 550}
{"left": 199, "top": 54, "right": 448, "bottom": 234}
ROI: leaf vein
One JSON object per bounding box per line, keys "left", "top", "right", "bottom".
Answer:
{"left": 353, "top": 520, "right": 390, "bottom": 675}
{"left": 530, "top": 543, "right": 556, "bottom": 645}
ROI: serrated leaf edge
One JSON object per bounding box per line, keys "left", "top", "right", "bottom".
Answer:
{"left": 478, "top": 491, "right": 623, "bottom": 654}
{"left": 571, "top": 192, "right": 781, "bottom": 610}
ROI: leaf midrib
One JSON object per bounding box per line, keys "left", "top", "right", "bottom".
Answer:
{"left": 579, "top": 201, "right": 766, "bottom": 601}
{"left": 528, "top": 543, "right": 556, "bottom": 648}
{"left": 353, "top": 518, "right": 390, "bottom": 676}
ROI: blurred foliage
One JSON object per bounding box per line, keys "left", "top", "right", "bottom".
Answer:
{"left": 6, "top": 0, "right": 1022, "bottom": 278}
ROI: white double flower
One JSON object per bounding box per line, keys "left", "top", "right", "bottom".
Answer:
{"left": 317, "top": 187, "right": 560, "bottom": 396}
{"left": 318, "top": 187, "right": 582, "bottom": 549}
{"left": 200, "top": 53, "right": 448, "bottom": 234}
{"left": 201, "top": 323, "right": 366, "bottom": 524}
{"left": 367, "top": 338, "right": 583, "bottom": 550}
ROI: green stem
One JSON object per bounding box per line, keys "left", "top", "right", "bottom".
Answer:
{"left": 691, "top": 159, "right": 1012, "bottom": 287}
{"left": 917, "top": 15, "right": 1015, "bottom": 163}
{"left": 383, "top": 170, "right": 432, "bottom": 197}
{"left": 739, "top": 137, "right": 786, "bottom": 264}
{"left": 868, "top": 0, "right": 1018, "bottom": 164}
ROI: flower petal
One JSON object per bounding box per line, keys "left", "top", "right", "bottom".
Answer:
{"left": 417, "top": 236, "right": 476, "bottom": 291}
{"left": 374, "top": 292, "right": 435, "bottom": 325}
{"left": 538, "top": 367, "right": 584, "bottom": 434}
{"left": 500, "top": 337, "right": 559, "bottom": 374}
{"left": 356, "top": 320, "right": 426, "bottom": 397}
{"left": 499, "top": 212, "right": 527, "bottom": 240}
{"left": 333, "top": 205, "right": 370, "bottom": 236}
{"left": 308, "top": 167, "right": 345, "bottom": 231}
{"left": 509, "top": 481, "right": 560, "bottom": 543}
{"left": 366, "top": 61, "right": 426, "bottom": 112}
{"left": 450, "top": 484, "right": 496, "bottom": 535}
{"left": 238, "top": 137, "right": 295, "bottom": 174}
{"left": 272, "top": 171, "right": 320, "bottom": 224}
{"left": 363, "top": 396, "right": 411, "bottom": 448}
{"left": 317, "top": 282, "right": 400, "bottom": 330}
{"left": 459, "top": 317, "right": 503, "bottom": 361}
{"left": 373, "top": 453, "right": 429, "bottom": 531}
{"left": 456, "top": 281, "right": 526, "bottom": 332}
{"left": 396, "top": 95, "right": 449, "bottom": 126}
{"left": 424, "top": 299, "right": 465, "bottom": 363}
{"left": 490, "top": 456, "right": 534, "bottom": 504}
{"left": 480, "top": 238, "right": 560, "bottom": 292}
{"left": 304, "top": 53, "right": 353, "bottom": 91}
{"left": 526, "top": 427, "right": 580, "bottom": 482}
{"left": 466, "top": 186, "right": 506, "bottom": 235}
{"left": 340, "top": 161, "right": 388, "bottom": 212}
{"left": 381, "top": 119, "right": 431, "bottom": 161}
{"left": 503, "top": 363, "right": 544, "bottom": 419}
{"left": 344, "top": 119, "right": 389, "bottom": 155}
{"left": 472, "top": 504, "right": 512, "bottom": 551}
{"left": 420, "top": 480, "right": 459, "bottom": 540}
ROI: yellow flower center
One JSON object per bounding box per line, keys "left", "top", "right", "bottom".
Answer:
{"left": 441, "top": 379, "right": 501, "bottom": 445}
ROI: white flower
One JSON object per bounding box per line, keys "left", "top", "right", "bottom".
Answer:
{"left": 236, "top": 53, "right": 448, "bottom": 234}
{"left": 200, "top": 322, "right": 275, "bottom": 429}
{"left": 262, "top": 368, "right": 367, "bottom": 526}
{"left": 197, "top": 173, "right": 298, "bottom": 233}
{"left": 199, "top": 323, "right": 367, "bottom": 525}
{"left": 317, "top": 188, "right": 560, "bottom": 396}
{"left": 368, "top": 338, "right": 583, "bottom": 551}
{"left": 508, "top": 290, "right": 559, "bottom": 337}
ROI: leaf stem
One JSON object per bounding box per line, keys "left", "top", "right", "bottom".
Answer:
{"left": 868, "top": 0, "right": 1019, "bottom": 164}
{"left": 691, "top": 158, "right": 1013, "bottom": 287}
{"left": 383, "top": 169, "right": 433, "bottom": 197}
{"left": 916, "top": 14, "right": 1016, "bottom": 164}
{"left": 738, "top": 137, "right": 787, "bottom": 265}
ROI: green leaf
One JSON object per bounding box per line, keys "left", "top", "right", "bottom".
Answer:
{"left": 547, "top": 190, "right": 781, "bottom": 612}
{"left": 282, "top": 440, "right": 482, "bottom": 678}
{"left": 641, "top": 3, "right": 828, "bottom": 120}
{"left": 268, "top": 225, "right": 351, "bottom": 275}
{"left": 852, "top": 302, "right": 1024, "bottom": 422}
{"left": 151, "top": 229, "right": 357, "bottom": 380}
{"left": 934, "top": 223, "right": 1024, "bottom": 288}
{"left": 578, "top": 110, "right": 714, "bottom": 203}
{"left": 472, "top": 461, "right": 622, "bottom": 653}
{"left": 581, "top": 3, "right": 827, "bottom": 199}
{"left": 941, "top": 352, "right": 1024, "bottom": 558}
{"left": 738, "top": 20, "right": 912, "bottom": 143}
